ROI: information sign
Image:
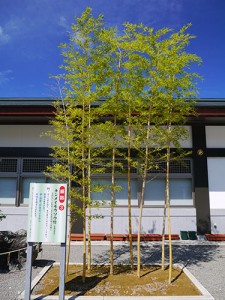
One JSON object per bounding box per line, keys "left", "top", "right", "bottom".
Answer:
{"left": 27, "top": 183, "right": 67, "bottom": 243}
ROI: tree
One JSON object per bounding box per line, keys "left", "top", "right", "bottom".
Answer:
{"left": 123, "top": 24, "right": 169, "bottom": 278}
{"left": 49, "top": 8, "right": 201, "bottom": 282}
{"left": 146, "top": 24, "right": 201, "bottom": 282}
{"left": 119, "top": 23, "right": 201, "bottom": 278}
{"left": 48, "top": 7, "right": 111, "bottom": 282}
{"left": 121, "top": 25, "right": 148, "bottom": 270}
{"left": 95, "top": 29, "right": 127, "bottom": 275}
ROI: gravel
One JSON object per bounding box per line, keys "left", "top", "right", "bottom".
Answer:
{"left": 0, "top": 241, "right": 225, "bottom": 300}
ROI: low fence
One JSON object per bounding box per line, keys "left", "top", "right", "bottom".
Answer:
{"left": 0, "top": 244, "right": 41, "bottom": 270}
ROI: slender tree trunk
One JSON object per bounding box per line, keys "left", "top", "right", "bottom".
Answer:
{"left": 57, "top": 78, "right": 72, "bottom": 276}
{"left": 109, "top": 47, "right": 122, "bottom": 275}
{"left": 66, "top": 220, "right": 72, "bottom": 276}
{"left": 82, "top": 103, "right": 86, "bottom": 283}
{"left": 66, "top": 164, "right": 72, "bottom": 276}
{"left": 87, "top": 158, "right": 91, "bottom": 271}
{"left": 82, "top": 179, "right": 87, "bottom": 283}
{"left": 161, "top": 199, "right": 167, "bottom": 270}
{"left": 127, "top": 120, "right": 134, "bottom": 270}
{"left": 166, "top": 125, "right": 172, "bottom": 283}
{"left": 87, "top": 104, "right": 92, "bottom": 270}
{"left": 137, "top": 172, "right": 146, "bottom": 277}
{"left": 137, "top": 117, "right": 151, "bottom": 278}
{"left": 110, "top": 145, "right": 116, "bottom": 275}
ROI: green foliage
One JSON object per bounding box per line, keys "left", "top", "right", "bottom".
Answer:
{"left": 48, "top": 6, "right": 201, "bottom": 277}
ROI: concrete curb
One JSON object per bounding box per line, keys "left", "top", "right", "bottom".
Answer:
{"left": 17, "top": 262, "right": 214, "bottom": 300}
{"left": 42, "top": 240, "right": 225, "bottom": 246}
{"left": 17, "top": 262, "right": 53, "bottom": 300}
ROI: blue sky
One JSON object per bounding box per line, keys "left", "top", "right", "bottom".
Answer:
{"left": 0, "top": 0, "right": 225, "bottom": 98}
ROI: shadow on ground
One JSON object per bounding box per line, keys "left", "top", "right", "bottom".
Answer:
{"left": 33, "top": 259, "right": 55, "bottom": 268}
{"left": 92, "top": 243, "right": 220, "bottom": 268}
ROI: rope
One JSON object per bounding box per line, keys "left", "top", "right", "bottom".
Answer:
{"left": 0, "top": 247, "right": 27, "bottom": 256}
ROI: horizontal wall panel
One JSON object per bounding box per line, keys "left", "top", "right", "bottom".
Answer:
{"left": 92, "top": 125, "right": 192, "bottom": 148}
{"left": 89, "top": 207, "right": 196, "bottom": 234}
{"left": 210, "top": 209, "right": 225, "bottom": 234}
{"left": 0, "top": 125, "right": 54, "bottom": 147}
{"left": 207, "top": 158, "right": 225, "bottom": 209}
{"left": 206, "top": 126, "right": 225, "bottom": 148}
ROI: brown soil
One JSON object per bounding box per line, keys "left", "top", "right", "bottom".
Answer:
{"left": 33, "top": 264, "right": 201, "bottom": 297}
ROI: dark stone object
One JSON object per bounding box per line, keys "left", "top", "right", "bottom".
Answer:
{"left": 0, "top": 230, "right": 42, "bottom": 272}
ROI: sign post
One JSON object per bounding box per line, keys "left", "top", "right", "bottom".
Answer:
{"left": 25, "top": 242, "right": 33, "bottom": 300}
{"left": 25, "top": 183, "right": 68, "bottom": 300}
{"left": 59, "top": 241, "right": 67, "bottom": 299}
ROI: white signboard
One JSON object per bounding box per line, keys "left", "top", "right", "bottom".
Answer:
{"left": 27, "top": 183, "right": 67, "bottom": 243}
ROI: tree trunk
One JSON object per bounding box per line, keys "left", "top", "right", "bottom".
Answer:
{"left": 82, "top": 103, "right": 86, "bottom": 283}
{"left": 66, "top": 221, "right": 71, "bottom": 276}
{"left": 87, "top": 104, "right": 92, "bottom": 271}
{"left": 161, "top": 199, "right": 167, "bottom": 270}
{"left": 127, "top": 122, "right": 134, "bottom": 270}
{"left": 137, "top": 118, "right": 150, "bottom": 278}
{"left": 110, "top": 146, "right": 116, "bottom": 275}
{"left": 166, "top": 128, "right": 172, "bottom": 283}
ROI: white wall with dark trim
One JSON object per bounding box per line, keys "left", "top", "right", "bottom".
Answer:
{"left": 207, "top": 157, "right": 225, "bottom": 233}
{"left": 89, "top": 207, "right": 197, "bottom": 234}
{"left": 206, "top": 126, "right": 225, "bottom": 148}
{"left": 0, "top": 125, "right": 53, "bottom": 147}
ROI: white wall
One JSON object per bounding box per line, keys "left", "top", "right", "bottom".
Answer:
{"left": 0, "top": 207, "right": 29, "bottom": 232}
{"left": 175, "top": 126, "right": 192, "bottom": 148}
{"left": 206, "top": 126, "right": 225, "bottom": 148}
{"left": 0, "top": 125, "right": 53, "bottom": 147}
{"left": 206, "top": 130, "right": 225, "bottom": 232}
{"left": 89, "top": 207, "right": 196, "bottom": 234}
{"left": 207, "top": 158, "right": 225, "bottom": 209}
{"left": 0, "top": 205, "right": 197, "bottom": 234}
{"left": 95, "top": 125, "right": 192, "bottom": 148}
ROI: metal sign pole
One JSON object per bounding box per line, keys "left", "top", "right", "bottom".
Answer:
{"left": 59, "top": 242, "right": 67, "bottom": 300}
{"left": 25, "top": 242, "right": 33, "bottom": 300}
{"left": 59, "top": 186, "right": 68, "bottom": 300}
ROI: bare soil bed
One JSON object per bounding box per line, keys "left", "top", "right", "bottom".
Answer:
{"left": 33, "top": 264, "right": 201, "bottom": 297}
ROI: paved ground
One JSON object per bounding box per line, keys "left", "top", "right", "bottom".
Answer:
{"left": 0, "top": 241, "right": 225, "bottom": 300}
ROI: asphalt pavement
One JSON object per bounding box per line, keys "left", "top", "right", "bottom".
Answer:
{"left": 0, "top": 240, "right": 225, "bottom": 300}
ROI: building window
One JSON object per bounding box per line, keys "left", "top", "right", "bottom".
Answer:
{"left": 91, "top": 177, "right": 138, "bottom": 206}
{"left": 91, "top": 159, "right": 138, "bottom": 206}
{"left": 144, "top": 177, "right": 193, "bottom": 206}
{"left": 144, "top": 159, "right": 193, "bottom": 206}
{"left": 0, "top": 157, "right": 54, "bottom": 206}
{"left": 91, "top": 158, "right": 193, "bottom": 207}
{"left": 21, "top": 177, "right": 46, "bottom": 205}
{"left": 0, "top": 178, "right": 17, "bottom": 204}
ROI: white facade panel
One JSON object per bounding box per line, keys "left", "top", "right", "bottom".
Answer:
{"left": 0, "top": 125, "right": 53, "bottom": 147}
{"left": 0, "top": 205, "right": 196, "bottom": 234}
{"left": 92, "top": 125, "right": 192, "bottom": 148}
{"left": 89, "top": 207, "right": 196, "bottom": 234}
{"left": 0, "top": 207, "right": 29, "bottom": 232}
{"left": 206, "top": 126, "right": 225, "bottom": 148}
{"left": 153, "top": 125, "right": 192, "bottom": 148}
{"left": 175, "top": 126, "right": 192, "bottom": 148}
{"left": 207, "top": 158, "right": 225, "bottom": 209}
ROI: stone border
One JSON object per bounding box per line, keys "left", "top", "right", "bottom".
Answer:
{"left": 18, "top": 262, "right": 214, "bottom": 300}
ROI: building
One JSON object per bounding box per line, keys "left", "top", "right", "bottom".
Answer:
{"left": 0, "top": 98, "right": 225, "bottom": 236}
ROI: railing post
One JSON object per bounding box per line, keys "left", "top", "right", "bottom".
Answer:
{"left": 7, "top": 252, "right": 10, "bottom": 269}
